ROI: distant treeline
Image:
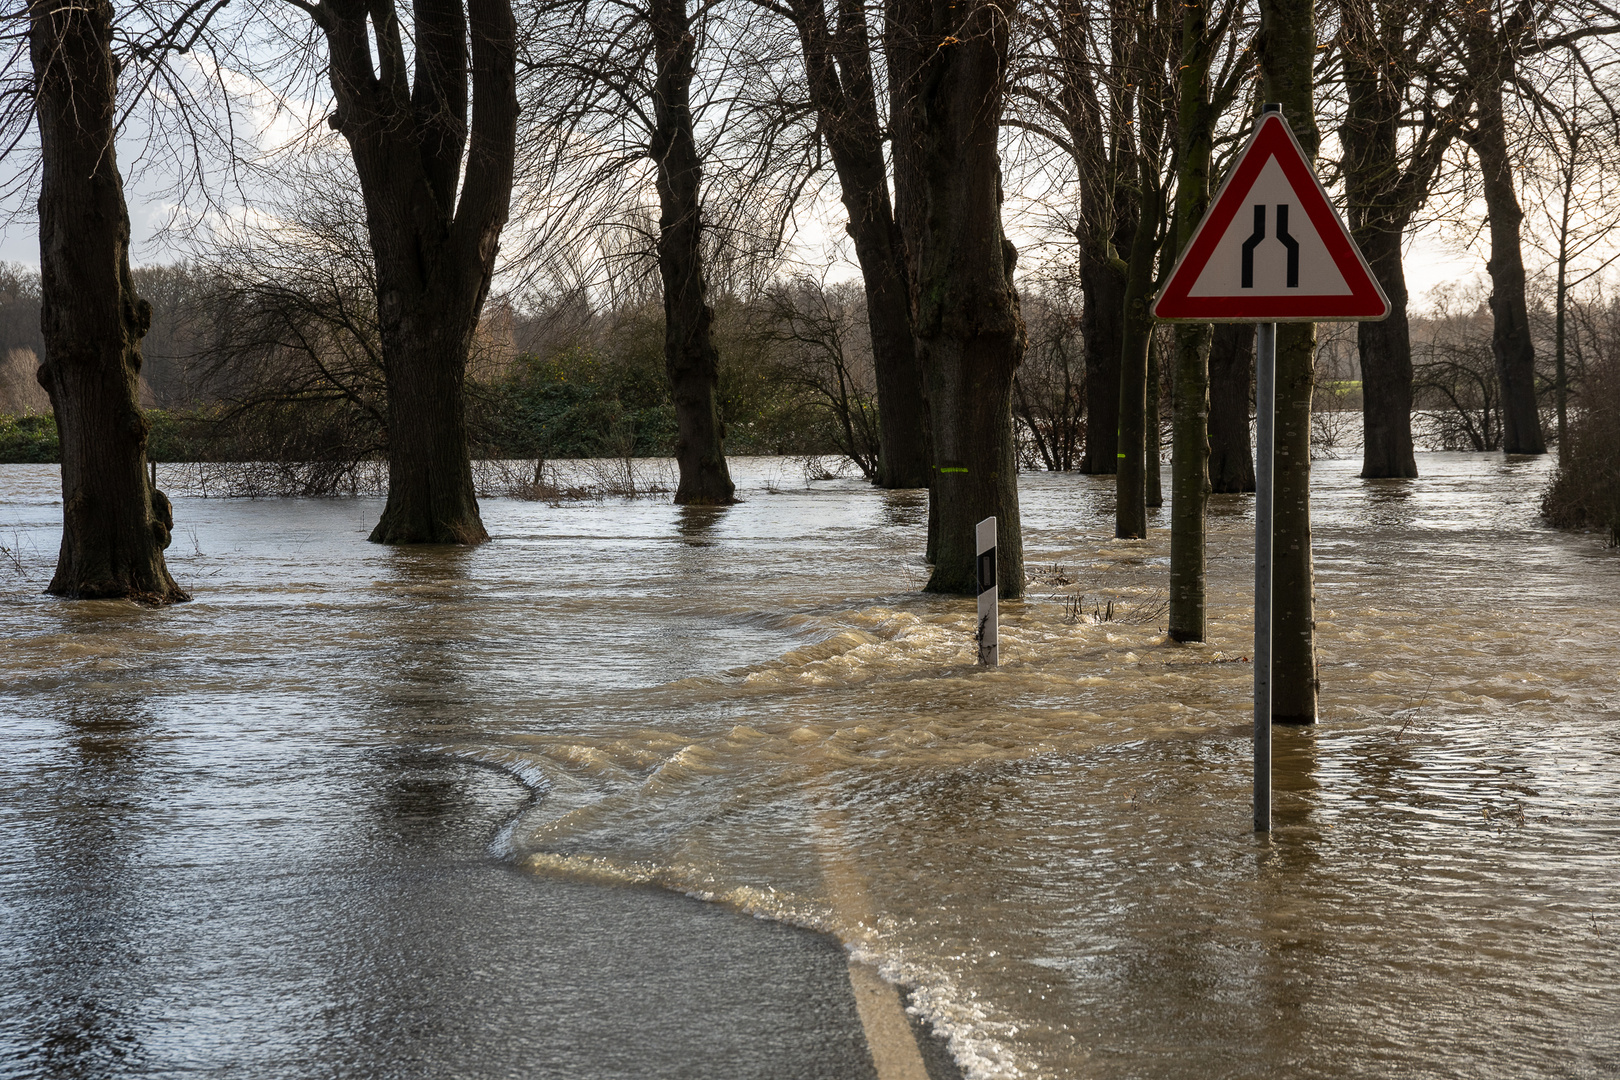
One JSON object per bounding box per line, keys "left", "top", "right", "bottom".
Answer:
{"left": 0, "top": 260, "right": 1092, "bottom": 474}
{"left": 0, "top": 261, "right": 920, "bottom": 469}
{"left": 3, "top": 258, "right": 1618, "bottom": 543}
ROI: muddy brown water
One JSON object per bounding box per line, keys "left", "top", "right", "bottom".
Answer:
{"left": 2, "top": 453, "right": 1617, "bottom": 1078}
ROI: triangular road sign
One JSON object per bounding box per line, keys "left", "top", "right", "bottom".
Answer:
{"left": 1153, "top": 111, "right": 1389, "bottom": 322}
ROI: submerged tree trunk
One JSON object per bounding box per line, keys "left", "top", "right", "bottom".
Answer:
{"left": 1208, "top": 322, "right": 1255, "bottom": 492}
{"left": 1115, "top": 186, "right": 1161, "bottom": 539}
{"left": 1469, "top": 84, "right": 1545, "bottom": 456}
{"left": 890, "top": 0, "right": 1025, "bottom": 596}
{"left": 319, "top": 0, "right": 517, "bottom": 543}
{"left": 1078, "top": 249, "right": 1128, "bottom": 474}
{"left": 791, "top": 0, "right": 930, "bottom": 488}
{"left": 651, "top": 0, "right": 735, "bottom": 504}
{"left": 1260, "top": 0, "right": 1319, "bottom": 723}
{"left": 1059, "top": 0, "right": 1134, "bottom": 477}
{"left": 1354, "top": 228, "right": 1417, "bottom": 477}
{"left": 1168, "top": 0, "right": 1216, "bottom": 640}
{"left": 31, "top": 0, "right": 185, "bottom": 603}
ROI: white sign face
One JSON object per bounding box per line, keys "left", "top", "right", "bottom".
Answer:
{"left": 1185, "top": 158, "right": 1354, "bottom": 298}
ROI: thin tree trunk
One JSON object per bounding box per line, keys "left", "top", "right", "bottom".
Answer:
{"left": 1146, "top": 330, "right": 1163, "bottom": 507}
{"left": 1556, "top": 265, "right": 1569, "bottom": 465}
{"left": 1259, "top": 0, "right": 1319, "bottom": 723}
{"left": 1208, "top": 322, "right": 1255, "bottom": 492}
{"left": 320, "top": 0, "right": 517, "bottom": 543}
{"left": 790, "top": 0, "right": 930, "bottom": 487}
{"left": 1115, "top": 186, "right": 1160, "bottom": 539}
{"left": 1168, "top": 0, "right": 1215, "bottom": 640}
{"left": 1355, "top": 227, "right": 1418, "bottom": 477}
{"left": 890, "top": 0, "right": 1025, "bottom": 596}
{"left": 1335, "top": 0, "right": 1463, "bottom": 481}
{"left": 651, "top": 0, "right": 735, "bottom": 504}
{"left": 30, "top": 0, "right": 186, "bottom": 603}
{"left": 1554, "top": 128, "right": 1575, "bottom": 465}
{"left": 1470, "top": 83, "right": 1545, "bottom": 456}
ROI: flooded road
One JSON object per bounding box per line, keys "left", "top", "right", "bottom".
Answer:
{"left": 2, "top": 454, "right": 1617, "bottom": 1078}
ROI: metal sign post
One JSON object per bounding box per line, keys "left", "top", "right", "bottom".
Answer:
{"left": 1253, "top": 324, "right": 1276, "bottom": 833}
{"left": 976, "top": 516, "right": 998, "bottom": 666}
{"left": 1152, "top": 104, "right": 1391, "bottom": 835}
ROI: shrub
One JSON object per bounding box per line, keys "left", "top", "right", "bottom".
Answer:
{"left": 1542, "top": 362, "right": 1620, "bottom": 546}
{"left": 0, "top": 413, "right": 58, "bottom": 463}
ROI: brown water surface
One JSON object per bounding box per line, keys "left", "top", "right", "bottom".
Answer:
{"left": 2, "top": 454, "right": 1616, "bottom": 1078}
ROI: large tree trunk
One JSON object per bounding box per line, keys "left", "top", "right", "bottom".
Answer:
{"left": 1168, "top": 0, "right": 1216, "bottom": 641}
{"left": 890, "top": 0, "right": 1025, "bottom": 596}
{"left": 30, "top": 0, "right": 186, "bottom": 603}
{"left": 1470, "top": 83, "right": 1545, "bottom": 456}
{"left": 1208, "top": 322, "right": 1255, "bottom": 492}
{"left": 1259, "top": 0, "right": 1319, "bottom": 723}
{"left": 1354, "top": 228, "right": 1418, "bottom": 476}
{"left": 792, "top": 0, "right": 930, "bottom": 488}
{"left": 650, "top": 0, "right": 736, "bottom": 504}
{"left": 320, "top": 0, "right": 517, "bottom": 543}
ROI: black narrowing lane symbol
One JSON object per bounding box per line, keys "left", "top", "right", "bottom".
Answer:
{"left": 1277, "top": 205, "right": 1299, "bottom": 287}
{"left": 1241, "top": 205, "right": 1265, "bottom": 288}
{"left": 1239, "top": 205, "right": 1301, "bottom": 290}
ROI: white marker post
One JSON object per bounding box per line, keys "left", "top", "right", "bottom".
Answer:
{"left": 976, "top": 516, "right": 998, "bottom": 666}
{"left": 1254, "top": 323, "right": 1275, "bottom": 833}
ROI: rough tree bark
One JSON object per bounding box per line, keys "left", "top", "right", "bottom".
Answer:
{"left": 315, "top": 0, "right": 517, "bottom": 543}
{"left": 1208, "top": 322, "right": 1255, "bottom": 492}
{"left": 30, "top": 0, "right": 186, "bottom": 603}
{"left": 1168, "top": 0, "right": 1217, "bottom": 641}
{"left": 1466, "top": 81, "right": 1546, "bottom": 455}
{"left": 1338, "top": 0, "right": 1464, "bottom": 478}
{"left": 889, "top": 0, "right": 1026, "bottom": 596}
{"left": 650, "top": 0, "right": 736, "bottom": 504}
{"left": 1258, "top": 0, "right": 1318, "bottom": 722}
{"left": 788, "top": 0, "right": 930, "bottom": 488}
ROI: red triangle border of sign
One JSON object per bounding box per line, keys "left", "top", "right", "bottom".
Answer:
{"left": 1152, "top": 114, "right": 1389, "bottom": 322}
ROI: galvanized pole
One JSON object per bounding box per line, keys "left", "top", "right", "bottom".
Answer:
{"left": 976, "top": 516, "right": 998, "bottom": 666}
{"left": 1254, "top": 322, "right": 1275, "bottom": 832}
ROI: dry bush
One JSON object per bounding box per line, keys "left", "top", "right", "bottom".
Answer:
{"left": 1542, "top": 315, "right": 1620, "bottom": 545}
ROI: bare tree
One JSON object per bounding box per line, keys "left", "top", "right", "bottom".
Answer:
{"left": 247, "top": 0, "right": 521, "bottom": 542}
{"left": 765, "top": 0, "right": 930, "bottom": 488}
{"left": 1334, "top": 0, "right": 1472, "bottom": 479}
{"left": 1521, "top": 64, "right": 1620, "bottom": 463}
{"left": 1013, "top": 283, "right": 1085, "bottom": 471}
{"left": 1013, "top": 0, "right": 1140, "bottom": 476}
{"left": 757, "top": 276, "right": 881, "bottom": 476}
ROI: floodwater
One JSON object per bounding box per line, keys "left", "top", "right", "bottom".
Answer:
{"left": 2, "top": 453, "right": 1617, "bottom": 1079}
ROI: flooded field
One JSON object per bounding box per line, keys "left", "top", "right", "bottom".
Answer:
{"left": 3, "top": 454, "right": 1617, "bottom": 1078}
